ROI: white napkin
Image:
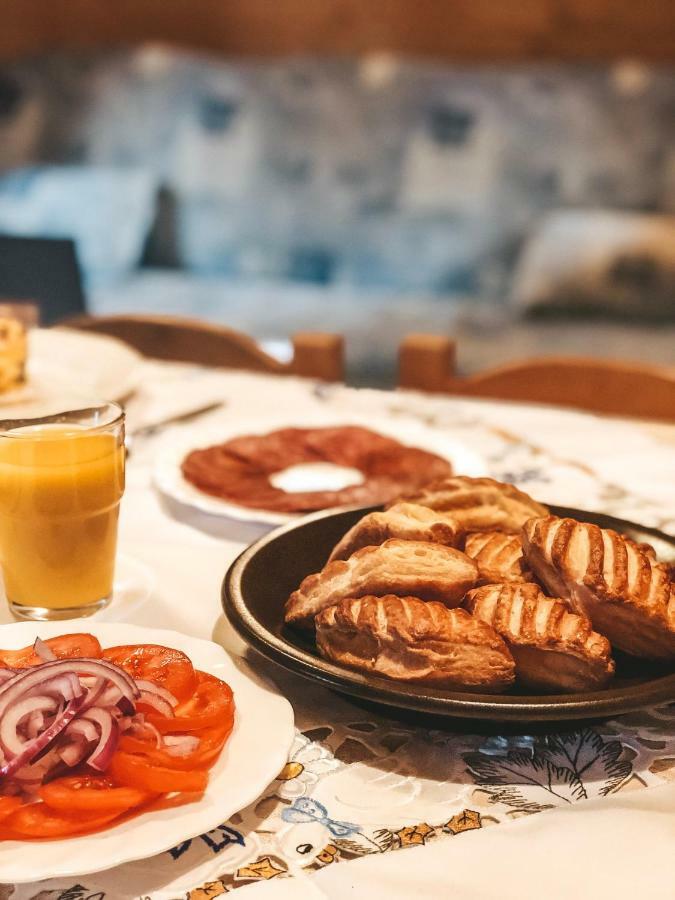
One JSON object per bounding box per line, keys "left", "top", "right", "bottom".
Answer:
{"left": 310, "top": 783, "right": 675, "bottom": 900}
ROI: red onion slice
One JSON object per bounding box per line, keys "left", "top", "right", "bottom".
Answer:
{"left": 34, "top": 673, "right": 83, "bottom": 703}
{"left": 80, "top": 677, "right": 107, "bottom": 712}
{"left": 134, "top": 680, "right": 178, "bottom": 708}
{"left": 81, "top": 708, "right": 119, "bottom": 772}
{"left": 97, "top": 683, "right": 136, "bottom": 716}
{"left": 64, "top": 718, "right": 99, "bottom": 744}
{"left": 137, "top": 690, "right": 175, "bottom": 718}
{"left": 26, "top": 710, "right": 46, "bottom": 740}
{"left": 127, "top": 719, "right": 162, "bottom": 748}
{"left": 1, "top": 695, "right": 59, "bottom": 756}
{"left": 58, "top": 718, "right": 100, "bottom": 767}
{"left": 0, "top": 650, "right": 210, "bottom": 794}
{"left": 33, "top": 638, "right": 57, "bottom": 663}
{"left": 0, "top": 694, "right": 85, "bottom": 779}
{"left": 59, "top": 739, "right": 90, "bottom": 768}
{"left": 0, "top": 659, "right": 138, "bottom": 718}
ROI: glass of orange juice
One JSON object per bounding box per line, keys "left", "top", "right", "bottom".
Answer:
{"left": 0, "top": 400, "right": 125, "bottom": 620}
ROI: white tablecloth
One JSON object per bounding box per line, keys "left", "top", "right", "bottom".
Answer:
{"left": 6, "top": 362, "right": 675, "bottom": 899}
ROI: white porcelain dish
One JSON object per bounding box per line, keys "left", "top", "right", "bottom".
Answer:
{"left": 0, "top": 329, "right": 142, "bottom": 406}
{"left": 0, "top": 621, "right": 295, "bottom": 883}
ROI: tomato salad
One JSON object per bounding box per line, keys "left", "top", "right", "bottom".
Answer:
{"left": 0, "top": 634, "right": 235, "bottom": 839}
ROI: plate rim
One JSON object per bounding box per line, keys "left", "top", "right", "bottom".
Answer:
{"left": 222, "top": 504, "right": 675, "bottom": 723}
{"left": 0, "top": 621, "right": 295, "bottom": 883}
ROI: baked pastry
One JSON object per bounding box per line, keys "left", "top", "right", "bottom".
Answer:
{"left": 465, "top": 583, "right": 614, "bottom": 692}
{"left": 463, "top": 532, "right": 532, "bottom": 586}
{"left": 285, "top": 539, "right": 478, "bottom": 629}
{"left": 522, "top": 516, "right": 675, "bottom": 661}
{"left": 182, "top": 425, "right": 453, "bottom": 513}
{"left": 316, "top": 595, "right": 515, "bottom": 692}
{"left": 328, "top": 502, "right": 461, "bottom": 562}
{"left": 0, "top": 317, "right": 26, "bottom": 393}
{"left": 396, "top": 476, "right": 548, "bottom": 534}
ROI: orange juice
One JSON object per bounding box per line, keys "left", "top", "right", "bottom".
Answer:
{"left": 0, "top": 423, "right": 125, "bottom": 613}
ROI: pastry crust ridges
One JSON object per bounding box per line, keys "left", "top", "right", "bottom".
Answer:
{"left": 328, "top": 502, "right": 461, "bottom": 562}
{"left": 464, "top": 531, "right": 532, "bottom": 586}
{"left": 285, "top": 539, "right": 478, "bottom": 629}
{"left": 395, "top": 476, "right": 548, "bottom": 533}
{"left": 316, "top": 595, "right": 515, "bottom": 692}
{"left": 465, "top": 582, "right": 614, "bottom": 691}
{"left": 522, "top": 516, "right": 675, "bottom": 660}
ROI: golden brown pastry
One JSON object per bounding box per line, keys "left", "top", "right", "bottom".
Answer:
{"left": 464, "top": 532, "right": 532, "bottom": 586}
{"left": 522, "top": 516, "right": 675, "bottom": 661}
{"left": 465, "top": 583, "right": 614, "bottom": 692}
{"left": 396, "top": 476, "right": 548, "bottom": 534}
{"left": 316, "top": 595, "right": 515, "bottom": 692}
{"left": 284, "top": 539, "right": 478, "bottom": 630}
{"left": 328, "top": 502, "right": 461, "bottom": 562}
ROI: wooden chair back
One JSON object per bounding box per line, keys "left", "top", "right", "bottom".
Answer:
{"left": 62, "top": 314, "right": 344, "bottom": 382}
{"left": 398, "top": 333, "right": 675, "bottom": 422}
{"left": 1, "top": 1, "right": 672, "bottom": 63}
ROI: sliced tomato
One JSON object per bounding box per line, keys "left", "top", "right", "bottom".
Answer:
{"left": 40, "top": 775, "right": 156, "bottom": 813}
{"left": 102, "top": 644, "right": 197, "bottom": 701}
{"left": 147, "top": 671, "right": 234, "bottom": 733}
{"left": 109, "top": 752, "right": 208, "bottom": 793}
{"left": 0, "top": 797, "right": 22, "bottom": 821}
{"left": 0, "top": 633, "right": 102, "bottom": 668}
{"left": 4, "top": 803, "right": 120, "bottom": 838}
{"left": 119, "top": 722, "right": 233, "bottom": 770}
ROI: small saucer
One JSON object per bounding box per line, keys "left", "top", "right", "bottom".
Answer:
{"left": 0, "top": 553, "right": 155, "bottom": 625}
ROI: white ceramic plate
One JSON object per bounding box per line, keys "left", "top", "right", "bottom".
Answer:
{"left": 0, "top": 621, "right": 295, "bottom": 883}
{"left": 0, "top": 329, "right": 142, "bottom": 406}
{"left": 153, "top": 413, "right": 488, "bottom": 527}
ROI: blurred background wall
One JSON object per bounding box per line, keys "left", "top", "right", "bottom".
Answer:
{"left": 0, "top": 0, "right": 674, "bottom": 383}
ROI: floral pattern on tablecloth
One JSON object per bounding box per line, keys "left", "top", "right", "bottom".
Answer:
{"left": 5, "top": 379, "right": 674, "bottom": 899}
{"left": 11, "top": 704, "right": 672, "bottom": 898}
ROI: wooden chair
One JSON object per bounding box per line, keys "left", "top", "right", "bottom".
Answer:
{"left": 398, "top": 334, "right": 675, "bottom": 422}
{"left": 61, "top": 314, "right": 344, "bottom": 382}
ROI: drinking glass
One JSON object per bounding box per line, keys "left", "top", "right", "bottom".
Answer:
{"left": 0, "top": 400, "right": 125, "bottom": 620}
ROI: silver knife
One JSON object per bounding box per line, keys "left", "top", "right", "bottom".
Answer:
{"left": 126, "top": 401, "right": 224, "bottom": 454}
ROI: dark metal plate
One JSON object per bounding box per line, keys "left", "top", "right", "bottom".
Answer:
{"left": 223, "top": 505, "right": 675, "bottom": 723}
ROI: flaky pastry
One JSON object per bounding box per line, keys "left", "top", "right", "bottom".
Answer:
{"left": 522, "top": 516, "right": 675, "bottom": 661}
{"left": 316, "top": 595, "right": 515, "bottom": 692}
{"left": 285, "top": 539, "right": 478, "bottom": 629}
{"left": 396, "top": 476, "right": 548, "bottom": 533}
{"left": 464, "top": 531, "right": 532, "bottom": 586}
{"left": 328, "top": 502, "right": 461, "bottom": 562}
{"left": 465, "top": 583, "right": 614, "bottom": 692}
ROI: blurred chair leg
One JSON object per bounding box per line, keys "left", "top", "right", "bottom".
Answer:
{"left": 398, "top": 334, "right": 456, "bottom": 392}
{"left": 291, "top": 332, "right": 344, "bottom": 382}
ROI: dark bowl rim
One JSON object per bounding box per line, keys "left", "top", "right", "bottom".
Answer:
{"left": 222, "top": 504, "right": 675, "bottom": 722}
